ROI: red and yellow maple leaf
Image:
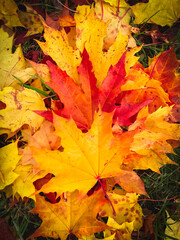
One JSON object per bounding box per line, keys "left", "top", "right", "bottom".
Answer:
{"left": 45, "top": 49, "right": 99, "bottom": 130}
{"left": 145, "top": 47, "right": 180, "bottom": 97}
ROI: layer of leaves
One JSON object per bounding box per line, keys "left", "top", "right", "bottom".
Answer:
{"left": 0, "top": 1, "right": 180, "bottom": 239}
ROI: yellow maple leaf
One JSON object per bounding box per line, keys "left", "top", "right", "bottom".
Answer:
{"left": 31, "top": 110, "right": 139, "bottom": 196}
{"left": 0, "top": 0, "right": 24, "bottom": 28}
{"left": 100, "top": 192, "right": 143, "bottom": 238}
{"left": 75, "top": 5, "right": 129, "bottom": 86}
{"left": 37, "top": 21, "right": 81, "bottom": 84}
{"left": 18, "top": 4, "right": 43, "bottom": 36}
{"left": 104, "top": 0, "right": 180, "bottom": 26}
{"left": 0, "top": 28, "right": 36, "bottom": 90}
{"left": 128, "top": 106, "right": 180, "bottom": 172}
{"left": 0, "top": 142, "right": 21, "bottom": 190}
{"left": 12, "top": 164, "right": 46, "bottom": 201}
{"left": 37, "top": 4, "right": 129, "bottom": 86}
{"left": 165, "top": 210, "right": 180, "bottom": 239}
{"left": 0, "top": 87, "right": 46, "bottom": 133}
{"left": 30, "top": 190, "right": 109, "bottom": 239}
{"left": 131, "top": 0, "right": 180, "bottom": 26}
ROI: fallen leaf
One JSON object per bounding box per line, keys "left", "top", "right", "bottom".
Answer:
{"left": 37, "top": 20, "right": 81, "bottom": 84}
{"left": 145, "top": 47, "right": 179, "bottom": 95}
{"left": 75, "top": 5, "right": 128, "bottom": 86}
{"left": 127, "top": 106, "right": 180, "bottom": 172}
{"left": 131, "top": 0, "right": 180, "bottom": 26}
{"left": 45, "top": 13, "right": 61, "bottom": 30}
{"left": 0, "top": 142, "right": 21, "bottom": 190}
{"left": 22, "top": 120, "right": 61, "bottom": 151}
{"left": 144, "top": 213, "right": 156, "bottom": 236}
{"left": 59, "top": 15, "right": 76, "bottom": 27}
{"left": 0, "top": 87, "right": 46, "bottom": 133}
{"left": 94, "top": 1, "right": 134, "bottom": 49}
{"left": 0, "top": 28, "right": 36, "bottom": 90}
{"left": 12, "top": 164, "right": 45, "bottom": 200}
{"left": 29, "top": 190, "right": 109, "bottom": 239}
{"left": 18, "top": 4, "right": 43, "bottom": 36}
{"left": 31, "top": 110, "right": 140, "bottom": 196}
{"left": 100, "top": 192, "right": 143, "bottom": 235}
{"left": 113, "top": 99, "right": 152, "bottom": 126}
{"left": 0, "top": 0, "right": 24, "bottom": 28}
{"left": 45, "top": 49, "right": 98, "bottom": 130}
{"left": 165, "top": 211, "right": 180, "bottom": 239}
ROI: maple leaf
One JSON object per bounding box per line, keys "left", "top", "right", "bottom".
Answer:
{"left": 98, "top": 51, "right": 127, "bottom": 112}
{"left": 37, "top": 4, "right": 129, "bottom": 86}
{"left": 106, "top": 170, "right": 147, "bottom": 196}
{"left": 17, "top": 4, "right": 43, "bottom": 36}
{"left": 45, "top": 49, "right": 99, "bottom": 130}
{"left": 0, "top": 87, "right": 46, "bottom": 133}
{"left": 130, "top": 0, "right": 180, "bottom": 26}
{"left": 75, "top": 5, "right": 129, "bottom": 86}
{"left": 120, "top": 63, "right": 171, "bottom": 113}
{"left": 31, "top": 110, "right": 140, "bottom": 197}
{"left": 12, "top": 164, "right": 46, "bottom": 201}
{"left": 165, "top": 210, "right": 180, "bottom": 239}
{"left": 126, "top": 106, "right": 180, "bottom": 172}
{"left": 0, "top": 142, "right": 21, "bottom": 191}
{"left": 29, "top": 190, "right": 109, "bottom": 239}
{"left": 0, "top": 28, "right": 36, "bottom": 90}
{"left": 32, "top": 48, "right": 130, "bottom": 129}
{"left": 6, "top": 121, "right": 61, "bottom": 200}
{"left": 22, "top": 120, "right": 61, "bottom": 151}
{"left": 27, "top": 59, "right": 51, "bottom": 83}
{"left": 94, "top": 1, "right": 136, "bottom": 49}
{"left": 0, "top": 0, "right": 24, "bottom": 29}
{"left": 36, "top": 20, "right": 81, "bottom": 84}
{"left": 113, "top": 99, "right": 153, "bottom": 126}
{"left": 100, "top": 192, "right": 143, "bottom": 238}
{"left": 144, "top": 47, "right": 180, "bottom": 96}
{"left": 19, "top": 120, "right": 61, "bottom": 181}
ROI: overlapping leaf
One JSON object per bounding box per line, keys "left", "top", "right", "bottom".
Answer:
{"left": 30, "top": 190, "right": 109, "bottom": 239}
{"left": 0, "top": 28, "right": 36, "bottom": 90}
{"left": 31, "top": 110, "right": 142, "bottom": 196}
{"left": 0, "top": 87, "right": 46, "bottom": 133}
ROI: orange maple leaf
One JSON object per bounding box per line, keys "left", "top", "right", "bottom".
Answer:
{"left": 29, "top": 189, "right": 109, "bottom": 239}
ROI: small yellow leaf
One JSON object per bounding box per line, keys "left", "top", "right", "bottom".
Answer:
{"left": 12, "top": 164, "right": 46, "bottom": 201}
{"left": 37, "top": 21, "right": 81, "bottom": 84}
{"left": 165, "top": 211, "right": 180, "bottom": 239}
{"left": 100, "top": 192, "right": 143, "bottom": 231}
{"left": 0, "top": 28, "right": 36, "bottom": 90}
{"left": 128, "top": 106, "right": 180, "bottom": 172}
{"left": 0, "top": 87, "right": 46, "bottom": 133}
{"left": 131, "top": 0, "right": 180, "bottom": 27}
{"left": 0, "top": 142, "right": 21, "bottom": 190}
{"left": 107, "top": 217, "right": 134, "bottom": 240}
{"left": 18, "top": 4, "right": 43, "bottom": 36}
{"left": 0, "top": 0, "right": 24, "bottom": 28}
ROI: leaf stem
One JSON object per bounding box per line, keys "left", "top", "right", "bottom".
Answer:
{"left": 97, "top": 177, "right": 116, "bottom": 216}
{"left": 138, "top": 196, "right": 177, "bottom": 202}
